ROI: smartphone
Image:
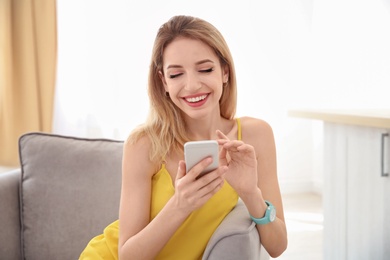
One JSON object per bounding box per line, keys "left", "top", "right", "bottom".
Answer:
{"left": 184, "top": 140, "right": 219, "bottom": 177}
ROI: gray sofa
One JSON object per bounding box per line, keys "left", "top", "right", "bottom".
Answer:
{"left": 0, "top": 132, "right": 269, "bottom": 260}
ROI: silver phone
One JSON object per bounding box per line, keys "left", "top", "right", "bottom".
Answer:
{"left": 184, "top": 140, "right": 219, "bottom": 176}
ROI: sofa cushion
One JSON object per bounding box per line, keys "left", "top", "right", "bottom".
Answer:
{"left": 19, "top": 132, "right": 123, "bottom": 260}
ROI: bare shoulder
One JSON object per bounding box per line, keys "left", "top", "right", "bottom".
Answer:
{"left": 239, "top": 116, "right": 276, "bottom": 158}
{"left": 123, "top": 134, "right": 159, "bottom": 179}
{"left": 239, "top": 116, "right": 275, "bottom": 143}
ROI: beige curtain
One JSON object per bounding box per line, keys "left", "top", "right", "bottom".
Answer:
{"left": 0, "top": 0, "right": 57, "bottom": 166}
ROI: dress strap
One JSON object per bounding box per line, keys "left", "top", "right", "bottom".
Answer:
{"left": 236, "top": 118, "right": 242, "bottom": 140}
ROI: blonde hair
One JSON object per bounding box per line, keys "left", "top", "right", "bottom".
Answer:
{"left": 129, "top": 15, "right": 237, "bottom": 163}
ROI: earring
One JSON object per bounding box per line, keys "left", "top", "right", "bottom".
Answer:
{"left": 165, "top": 92, "right": 170, "bottom": 97}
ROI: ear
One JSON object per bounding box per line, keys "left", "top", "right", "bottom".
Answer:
{"left": 158, "top": 71, "right": 168, "bottom": 91}
{"left": 222, "top": 65, "right": 229, "bottom": 84}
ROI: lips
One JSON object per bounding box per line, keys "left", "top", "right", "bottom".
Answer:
{"left": 184, "top": 94, "right": 208, "bottom": 103}
{"left": 183, "top": 94, "right": 209, "bottom": 107}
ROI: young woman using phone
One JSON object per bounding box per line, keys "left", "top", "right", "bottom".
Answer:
{"left": 81, "top": 15, "right": 287, "bottom": 259}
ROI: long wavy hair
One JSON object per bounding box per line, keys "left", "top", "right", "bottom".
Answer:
{"left": 129, "top": 15, "right": 237, "bottom": 163}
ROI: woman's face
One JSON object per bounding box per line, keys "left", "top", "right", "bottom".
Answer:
{"left": 160, "top": 37, "right": 229, "bottom": 120}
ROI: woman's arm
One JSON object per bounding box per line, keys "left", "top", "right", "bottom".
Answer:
{"left": 217, "top": 117, "right": 288, "bottom": 258}
{"left": 118, "top": 136, "right": 226, "bottom": 260}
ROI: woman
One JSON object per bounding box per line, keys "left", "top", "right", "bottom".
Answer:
{"left": 81, "top": 15, "right": 287, "bottom": 259}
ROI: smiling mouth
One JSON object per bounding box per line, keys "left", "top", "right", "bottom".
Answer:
{"left": 184, "top": 94, "right": 208, "bottom": 103}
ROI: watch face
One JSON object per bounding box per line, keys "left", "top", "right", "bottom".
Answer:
{"left": 270, "top": 208, "right": 276, "bottom": 222}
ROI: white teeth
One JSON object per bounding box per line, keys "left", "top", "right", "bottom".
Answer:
{"left": 186, "top": 94, "right": 207, "bottom": 103}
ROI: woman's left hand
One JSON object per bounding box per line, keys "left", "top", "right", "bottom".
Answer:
{"left": 216, "top": 130, "right": 258, "bottom": 196}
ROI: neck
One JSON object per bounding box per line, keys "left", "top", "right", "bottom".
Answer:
{"left": 184, "top": 114, "right": 228, "bottom": 141}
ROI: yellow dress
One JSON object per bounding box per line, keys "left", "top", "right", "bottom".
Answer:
{"left": 80, "top": 119, "right": 242, "bottom": 259}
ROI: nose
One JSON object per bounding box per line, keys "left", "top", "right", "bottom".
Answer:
{"left": 184, "top": 72, "right": 202, "bottom": 92}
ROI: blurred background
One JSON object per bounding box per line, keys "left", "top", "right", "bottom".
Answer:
{"left": 2, "top": 0, "right": 390, "bottom": 191}
{"left": 53, "top": 0, "right": 390, "bottom": 194}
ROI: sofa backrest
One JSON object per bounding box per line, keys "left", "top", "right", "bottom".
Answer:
{"left": 0, "top": 169, "right": 22, "bottom": 259}
{"left": 19, "top": 132, "right": 123, "bottom": 259}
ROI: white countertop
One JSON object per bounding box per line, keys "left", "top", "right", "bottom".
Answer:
{"left": 288, "top": 109, "right": 390, "bottom": 129}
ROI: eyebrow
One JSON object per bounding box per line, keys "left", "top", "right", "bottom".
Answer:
{"left": 166, "top": 59, "right": 215, "bottom": 70}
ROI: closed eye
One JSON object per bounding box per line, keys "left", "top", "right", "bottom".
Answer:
{"left": 169, "top": 73, "right": 183, "bottom": 79}
{"left": 199, "top": 68, "right": 214, "bottom": 73}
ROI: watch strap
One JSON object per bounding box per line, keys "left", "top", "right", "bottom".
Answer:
{"left": 250, "top": 200, "right": 275, "bottom": 225}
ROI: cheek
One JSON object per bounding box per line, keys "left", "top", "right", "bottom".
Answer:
{"left": 216, "top": 86, "right": 224, "bottom": 100}
{"left": 214, "top": 79, "right": 224, "bottom": 99}
{"left": 211, "top": 78, "right": 224, "bottom": 92}
{"left": 165, "top": 82, "right": 181, "bottom": 96}
{"left": 165, "top": 82, "right": 183, "bottom": 103}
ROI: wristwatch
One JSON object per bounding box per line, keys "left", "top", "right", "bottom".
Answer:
{"left": 250, "top": 200, "right": 276, "bottom": 225}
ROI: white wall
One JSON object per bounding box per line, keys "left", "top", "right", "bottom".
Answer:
{"left": 53, "top": 0, "right": 390, "bottom": 195}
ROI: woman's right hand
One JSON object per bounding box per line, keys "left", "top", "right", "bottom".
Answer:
{"left": 172, "top": 158, "right": 227, "bottom": 214}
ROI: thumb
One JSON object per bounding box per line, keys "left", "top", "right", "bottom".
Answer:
{"left": 219, "top": 145, "right": 228, "bottom": 166}
{"left": 176, "top": 160, "right": 186, "bottom": 181}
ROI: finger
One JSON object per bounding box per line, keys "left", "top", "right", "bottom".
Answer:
{"left": 198, "top": 174, "right": 225, "bottom": 199}
{"left": 176, "top": 160, "right": 186, "bottom": 181}
{"left": 223, "top": 140, "right": 245, "bottom": 150}
{"left": 216, "top": 139, "right": 229, "bottom": 146}
{"left": 237, "top": 143, "right": 255, "bottom": 153}
{"left": 197, "top": 165, "right": 227, "bottom": 185}
{"left": 219, "top": 145, "right": 228, "bottom": 165}
{"left": 216, "top": 130, "right": 230, "bottom": 140}
{"left": 186, "top": 157, "right": 213, "bottom": 180}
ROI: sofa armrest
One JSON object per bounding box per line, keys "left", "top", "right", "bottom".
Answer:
{"left": 0, "top": 169, "right": 22, "bottom": 260}
{"left": 203, "top": 199, "right": 270, "bottom": 260}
